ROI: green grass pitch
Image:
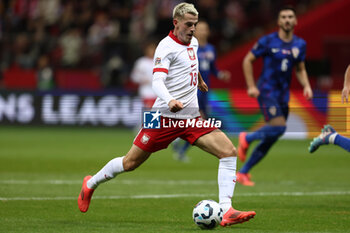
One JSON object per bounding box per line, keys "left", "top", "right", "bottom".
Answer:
{"left": 1, "top": 126, "right": 349, "bottom": 233}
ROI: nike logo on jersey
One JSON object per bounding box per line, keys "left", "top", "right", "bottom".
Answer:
{"left": 271, "top": 48, "right": 280, "bottom": 53}
{"left": 191, "top": 63, "right": 197, "bottom": 68}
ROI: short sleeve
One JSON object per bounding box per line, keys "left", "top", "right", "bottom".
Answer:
{"left": 251, "top": 36, "right": 268, "bottom": 58}
{"left": 153, "top": 42, "right": 172, "bottom": 74}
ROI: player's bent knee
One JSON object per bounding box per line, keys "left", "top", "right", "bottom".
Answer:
{"left": 123, "top": 160, "right": 139, "bottom": 172}
{"left": 122, "top": 155, "right": 143, "bottom": 172}
{"left": 123, "top": 145, "right": 151, "bottom": 172}
{"left": 218, "top": 144, "right": 237, "bottom": 158}
{"left": 265, "top": 126, "right": 286, "bottom": 141}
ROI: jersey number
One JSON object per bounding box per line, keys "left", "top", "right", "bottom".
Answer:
{"left": 281, "top": 59, "right": 288, "bottom": 72}
{"left": 190, "top": 72, "right": 197, "bottom": 86}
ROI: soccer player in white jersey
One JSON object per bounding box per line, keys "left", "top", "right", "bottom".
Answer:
{"left": 131, "top": 41, "right": 158, "bottom": 109}
{"left": 78, "top": 3, "right": 255, "bottom": 227}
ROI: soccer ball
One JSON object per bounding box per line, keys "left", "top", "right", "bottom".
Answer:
{"left": 192, "top": 200, "right": 223, "bottom": 229}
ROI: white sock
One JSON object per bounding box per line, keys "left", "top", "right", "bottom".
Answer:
{"left": 87, "top": 156, "right": 125, "bottom": 189}
{"left": 329, "top": 133, "right": 338, "bottom": 144}
{"left": 218, "top": 156, "right": 236, "bottom": 214}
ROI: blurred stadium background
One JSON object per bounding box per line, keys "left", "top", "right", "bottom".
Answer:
{"left": 1, "top": 1, "right": 350, "bottom": 232}
{"left": 0, "top": 0, "right": 349, "bottom": 137}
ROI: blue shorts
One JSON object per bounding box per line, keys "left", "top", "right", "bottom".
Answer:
{"left": 257, "top": 95, "right": 289, "bottom": 122}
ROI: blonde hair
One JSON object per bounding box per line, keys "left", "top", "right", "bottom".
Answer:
{"left": 173, "top": 3, "right": 198, "bottom": 20}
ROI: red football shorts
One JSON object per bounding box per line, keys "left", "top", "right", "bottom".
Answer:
{"left": 133, "top": 117, "right": 217, "bottom": 153}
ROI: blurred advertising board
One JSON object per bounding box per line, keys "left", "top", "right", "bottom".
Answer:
{"left": 0, "top": 90, "right": 142, "bottom": 127}
{"left": 1, "top": 89, "right": 347, "bottom": 139}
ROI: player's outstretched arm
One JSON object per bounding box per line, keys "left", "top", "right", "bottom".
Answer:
{"left": 295, "top": 61, "right": 313, "bottom": 100}
{"left": 242, "top": 51, "right": 260, "bottom": 98}
{"left": 342, "top": 64, "right": 350, "bottom": 103}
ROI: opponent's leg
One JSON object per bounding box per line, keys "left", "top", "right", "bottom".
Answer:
{"left": 172, "top": 138, "right": 191, "bottom": 162}
{"left": 238, "top": 125, "right": 285, "bottom": 186}
{"left": 238, "top": 137, "right": 278, "bottom": 186}
{"left": 239, "top": 124, "right": 284, "bottom": 162}
{"left": 173, "top": 141, "right": 191, "bottom": 162}
{"left": 334, "top": 134, "right": 350, "bottom": 152}
{"left": 309, "top": 125, "right": 350, "bottom": 152}
{"left": 238, "top": 132, "right": 249, "bottom": 162}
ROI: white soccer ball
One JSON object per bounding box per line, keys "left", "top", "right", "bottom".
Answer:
{"left": 192, "top": 200, "right": 223, "bottom": 229}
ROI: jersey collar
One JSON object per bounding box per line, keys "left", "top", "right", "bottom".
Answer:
{"left": 168, "top": 31, "right": 190, "bottom": 46}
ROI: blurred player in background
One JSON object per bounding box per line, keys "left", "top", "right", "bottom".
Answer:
{"left": 78, "top": 3, "right": 255, "bottom": 226}
{"left": 173, "top": 20, "right": 231, "bottom": 162}
{"left": 309, "top": 64, "right": 350, "bottom": 153}
{"left": 238, "top": 6, "right": 313, "bottom": 186}
{"left": 131, "top": 41, "right": 158, "bottom": 109}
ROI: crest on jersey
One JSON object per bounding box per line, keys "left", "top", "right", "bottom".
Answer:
{"left": 155, "top": 57, "right": 161, "bottom": 66}
{"left": 292, "top": 47, "right": 300, "bottom": 59}
{"left": 271, "top": 48, "right": 280, "bottom": 53}
{"left": 269, "top": 106, "right": 277, "bottom": 116}
{"left": 187, "top": 48, "right": 196, "bottom": 60}
{"left": 141, "top": 134, "right": 150, "bottom": 144}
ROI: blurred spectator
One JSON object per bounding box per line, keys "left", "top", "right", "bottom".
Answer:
{"left": 153, "top": 0, "right": 181, "bottom": 36}
{"left": 13, "top": 32, "right": 39, "bottom": 69}
{"left": 36, "top": 0, "right": 61, "bottom": 26}
{"left": 220, "top": 0, "right": 246, "bottom": 51}
{"left": 129, "top": 0, "right": 157, "bottom": 42}
{"left": 76, "top": 1, "right": 94, "bottom": 34}
{"left": 59, "top": 2, "right": 75, "bottom": 33}
{"left": 87, "top": 11, "right": 119, "bottom": 67}
{"left": 87, "top": 12, "right": 118, "bottom": 48}
{"left": 108, "top": 0, "right": 132, "bottom": 36}
{"left": 36, "top": 54, "right": 54, "bottom": 90}
{"left": 0, "top": 1, "right": 4, "bottom": 40}
{"left": 101, "top": 55, "right": 128, "bottom": 88}
{"left": 59, "top": 27, "right": 84, "bottom": 68}
{"left": 0, "top": 0, "right": 330, "bottom": 90}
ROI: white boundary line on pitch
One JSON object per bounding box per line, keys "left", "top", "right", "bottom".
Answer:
{"left": 0, "top": 179, "right": 218, "bottom": 185}
{"left": 0, "top": 179, "right": 299, "bottom": 185}
{"left": 1, "top": 191, "right": 350, "bottom": 201}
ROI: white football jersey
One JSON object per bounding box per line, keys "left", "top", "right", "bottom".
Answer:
{"left": 152, "top": 31, "right": 200, "bottom": 119}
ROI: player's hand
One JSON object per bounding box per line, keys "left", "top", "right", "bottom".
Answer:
{"left": 303, "top": 86, "right": 313, "bottom": 100}
{"left": 168, "top": 99, "right": 184, "bottom": 113}
{"left": 247, "top": 86, "right": 260, "bottom": 98}
{"left": 341, "top": 87, "right": 349, "bottom": 103}
{"left": 218, "top": 70, "right": 231, "bottom": 82}
{"left": 198, "top": 80, "right": 208, "bottom": 92}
